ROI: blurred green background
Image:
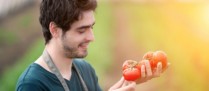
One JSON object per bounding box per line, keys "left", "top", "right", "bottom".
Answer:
{"left": 0, "top": 0, "right": 209, "bottom": 91}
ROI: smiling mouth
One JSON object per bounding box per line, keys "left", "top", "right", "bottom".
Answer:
{"left": 79, "top": 43, "right": 89, "bottom": 49}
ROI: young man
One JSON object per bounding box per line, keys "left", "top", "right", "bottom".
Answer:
{"left": 16, "top": 0, "right": 166, "bottom": 91}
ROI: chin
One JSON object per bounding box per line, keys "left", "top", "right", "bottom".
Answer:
{"left": 80, "top": 53, "right": 88, "bottom": 58}
{"left": 75, "top": 54, "right": 87, "bottom": 58}
{"left": 75, "top": 51, "right": 88, "bottom": 58}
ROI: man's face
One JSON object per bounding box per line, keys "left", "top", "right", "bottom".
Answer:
{"left": 59, "top": 10, "right": 95, "bottom": 58}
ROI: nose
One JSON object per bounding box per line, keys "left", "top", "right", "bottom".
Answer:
{"left": 86, "top": 29, "right": 95, "bottom": 42}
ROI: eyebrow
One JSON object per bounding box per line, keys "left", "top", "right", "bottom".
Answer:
{"left": 77, "top": 22, "right": 95, "bottom": 30}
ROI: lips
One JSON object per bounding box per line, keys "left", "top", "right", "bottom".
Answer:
{"left": 79, "top": 43, "right": 89, "bottom": 49}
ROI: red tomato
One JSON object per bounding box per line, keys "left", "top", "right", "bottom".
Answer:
{"left": 152, "top": 51, "right": 167, "bottom": 71}
{"left": 142, "top": 51, "right": 154, "bottom": 60}
{"left": 142, "top": 51, "right": 155, "bottom": 70}
{"left": 122, "top": 60, "right": 141, "bottom": 81}
{"left": 123, "top": 68, "right": 140, "bottom": 81}
{"left": 122, "top": 51, "right": 167, "bottom": 81}
{"left": 135, "top": 63, "right": 142, "bottom": 71}
{"left": 143, "top": 50, "right": 168, "bottom": 72}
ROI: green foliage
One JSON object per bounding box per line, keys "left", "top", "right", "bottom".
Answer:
{"left": 0, "top": 39, "right": 44, "bottom": 91}
{"left": 19, "top": 15, "right": 32, "bottom": 27}
{"left": 0, "top": 28, "right": 18, "bottom": 45}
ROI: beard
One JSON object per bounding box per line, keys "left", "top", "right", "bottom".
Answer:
{"left": 61, "top": 35, "right": 88, "bottom": 58}
{"left": 62, "top": 43, "right": 88, "bottom": 58}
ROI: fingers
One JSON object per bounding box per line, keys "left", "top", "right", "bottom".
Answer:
{"left": 144, "top": 60, "right": 152, "bottom": 77}
{"left": 166, "top": 62, "right": 171, "bottom": 69}
{"left": 109, "top": 77, "right": 125, "bottom": 90}
{"left": 121, "top": 82, "right": 136, "bottom": 91}
{"left": 136, "top": 61, "right": 170, "bottom": 84}
{"left": 167, "top": 62, "right": 171, "bottom": 66}
{"left": 136, "top": 60, "right": 152, "bottom": 84}
{"left": 137, "top": 60, "right": 162, "bottom": 84}
{"left": 110, "top": 80, "right": 136, "bottom": 91}
{"left": 161, "top": 62, "right": 170, "bottom": 73}
{"left": 141, "top": 65, "right": 146, "bottom": 78}
{"left": 154, "top": 62, "right": 162, "bottom": 77}
{"left": 122, "top": 80, "right": 129, "bottom": 87}
{"left": 115, "top": 82, "right": 136, "bottom": 91}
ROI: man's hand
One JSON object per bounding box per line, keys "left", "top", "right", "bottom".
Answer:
{"left": 136, "top": 60, "right": 170, "bottom": 84}
{"left": 109, "top": 59, "right": 170, "bottom": 91}
{"left": 109, "top": 77, "right": 136, "bottom": 91}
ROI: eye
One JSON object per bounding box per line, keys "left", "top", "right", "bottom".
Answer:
{"left": 78, "top": 30, "right": 85, "bottom": 34}
{"left": 78, "top": 28, "right": 87, "bottom": 34}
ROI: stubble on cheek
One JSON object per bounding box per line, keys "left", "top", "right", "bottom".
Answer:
{"left": 62, "top": 42, "right": 88, "bottom": 58}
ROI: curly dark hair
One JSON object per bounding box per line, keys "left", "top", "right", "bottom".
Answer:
{"left": 39, "top": 0, "right": 97, "bottom": 44}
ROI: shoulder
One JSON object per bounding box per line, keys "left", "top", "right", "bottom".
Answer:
{"left": 16, "top": 63, "right": 49, "bottom": 91}
{"left": 17, "top": 63, "right": 40, "bottom": 82}
{"left": 17, "top": 63, "right": 47, "bottom": 81}
{"left": 16, "top": 63, "right": 54, "bottom": 91}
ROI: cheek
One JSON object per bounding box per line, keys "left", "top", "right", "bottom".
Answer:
{"left": 63, "top": 36, "right": 82, "bottom": 47}
{"left": 63, "top": 32, "right": 86, "bottom": 45}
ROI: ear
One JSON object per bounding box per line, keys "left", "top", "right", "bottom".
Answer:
{"left": 49, "top": 22, "right": 60, "bottom": 38}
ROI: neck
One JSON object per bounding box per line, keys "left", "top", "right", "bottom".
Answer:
{"left": 36, "top": 42, "right": 73, "bottom": 80}
{"left": 45, "top": 43, "right": 73, "bottom": 73}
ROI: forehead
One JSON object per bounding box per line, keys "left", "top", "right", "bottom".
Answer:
{"left": 71, "top": 10, "right": 95, "bottom": 27}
